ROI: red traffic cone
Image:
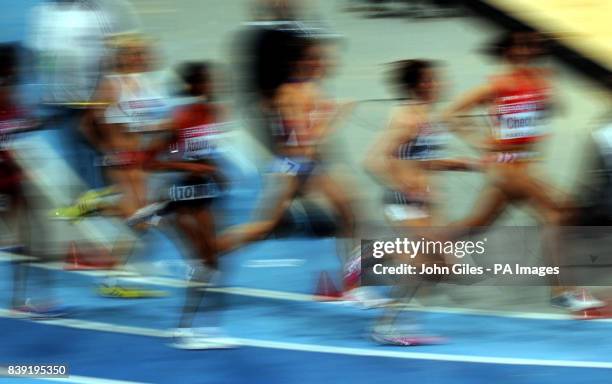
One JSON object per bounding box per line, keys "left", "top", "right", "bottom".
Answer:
{"left": 314, "top": 271, "right": 342, "bottom": 300}
{"left": 65, "top": 242, "right": 89, "bottom": 270}
{"left": 64, "top": 242, "right": 118, "bottom": 271}
{"left": 575, "top": 289, "right": 608, "bottom": 320}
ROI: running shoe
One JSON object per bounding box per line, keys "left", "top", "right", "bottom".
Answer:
{"left": 371, "top": 324, "right": 444, "bottom": 346}
{"left": 342, "top": 248, "right": 362, "bottom": 291}
{"left": 97, "top": 283, "right": 167, "bottom": 299}
{"left": 52, "top": 187, "right": 116, "bottom": 220}
{"left": 125, "top": 201, "right": 168, "bottom": 227}
{"left": 12, "top": 300, "right": 71, "bottom": 319}
{"left": 342, "top": 287, "right": 391, "bottom": 309}
{"left": 170, "top": 327, "right": 237, "bottom": 350}
{"left": 550, "top": 290, "right": 605, "bottom": 312}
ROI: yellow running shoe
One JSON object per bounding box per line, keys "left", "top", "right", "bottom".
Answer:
{"left": 97, "top": 284, "right": 168, "bottom": 299}
{"left": 52, "top": 187, "right": 117, "bottom": 220}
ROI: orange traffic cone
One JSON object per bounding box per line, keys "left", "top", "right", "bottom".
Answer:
{"left": 314, "top": 271, "right": 342, "bottom": 300}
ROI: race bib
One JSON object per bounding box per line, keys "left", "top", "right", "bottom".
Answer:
{"left": 123, "top": 99, "right": 167, "bottom": 132}
{"left": 497, "top": 110, "right": 544, "bottom": 140}
{"left": 185, "top": 137, "right": 220, "bottom": 157}
{"left": 180, "top": 123, "right": 228, "bottom": 159}
{"left": 169, "top": 183, "right": 220, "bottom": 201}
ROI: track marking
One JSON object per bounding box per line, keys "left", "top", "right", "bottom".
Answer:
{"left": 35, "top": 262, "right": 206, "bottom": 288}
{"left": 43, "top": 376, "right": 146, "bottom": 384}
{"left": 229, "top": 338, "right": 612, "bottom": 369}
{"left": 1, "top": 252, "right": 607, "bottom": 322}
{"left": 0, "top": 371, "right": 148, "bottom": 384}
{"left": 1, "top": 310, "right": 612, "bottom": 369}
{"left": 0, "top": 309, "right": 170, "bottom": 338}
{"left": 0, "top": 253, "right": 34, "bottom": 262}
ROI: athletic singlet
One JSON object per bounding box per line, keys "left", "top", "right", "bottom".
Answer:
{"left": 396, "top": 121, "right": 447, "bottom": 161}
{"left": 387, "top": 120, "right": 448, "bottom": 206}
{"left": 104, "top": 73, "right": 169, "bottom": 133}
{"left": 490, "top": 69, "right": 550, "bottom": 145}
{"left": 171, "top": 103, "right": 228, "bottom": 161}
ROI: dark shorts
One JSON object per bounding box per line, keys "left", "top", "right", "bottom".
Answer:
{"left": 0, "top": 155, "right": 22, "bottom": 196}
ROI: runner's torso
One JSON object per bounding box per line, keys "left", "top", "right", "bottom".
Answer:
{"left": 105, "top": 73, "right": 169, "bottom": 132}
{"left": 273, "top": 81, "right": 331, "bottom": 158}
{"left": 387, "top": 112, "right": 448, "bottom": 206}
{"left": 170, "top": 102, "right": 227, "bottom": 164}
{"left": 488, "top": 68, "right": 551, "bottom": 155}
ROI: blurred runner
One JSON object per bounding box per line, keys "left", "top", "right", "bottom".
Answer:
{"left": 56, "top": 34, "right": 169, "bottom": 220}
{"left": 138, "top": 62, "right": 235, "bottom": 349}
{"left": 23, "top": 0, "right": 149, "bottom": 300}
{"left": 440, "top": 30, "right": 603, "bottom": 312}
{"left": 0, "top": 43, "right": 65, "bottom": 318}
{"left": 54, "top": 34, "right": 171, "bottom": 298}
{"left": 217, "top": 34, "right": 361, "bottom": 292}
{"left": 26, "top": 0, "right": 141, "bottom": 188}
{"left": 364, "top": 59, "right": 477, "bottom": 344}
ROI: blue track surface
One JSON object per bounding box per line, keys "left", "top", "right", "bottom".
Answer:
{"left": 3, "top": 2, "right": 612, "bottom": 383}
{"left": 3, "top": 245, "right": 612, "bottom": 384}
{"left": 3, "top": 317, "right": 611, "bottom": 384}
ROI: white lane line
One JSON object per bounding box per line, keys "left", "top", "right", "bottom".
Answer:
{"left": 43, "top": 376, "right": 147, "bottom": 384}
{"left": 0, "top": 253, "right": 35, "bottom": 262}
{"left": 230, "top": 338, "right": 612, "bottom": 369}
{"left": 202, "top": 287, "right": 606, "bottom": 323}
{"left": 35, "top": 262, "right": 206, "bottom": 288}
{"left": 1, "top": 309, "right": 612, "bottom": 369}
{"left": 2, "top": 252, "right": 609, "bottom": 322}
{"left": 1, "top": 254, "right": 206, "bottom": 288}
{"left": 0, "top": 372, "right": 148, "bottom": 384}
{"left": 0, "top": 309, "right": 170, "bottom": 338}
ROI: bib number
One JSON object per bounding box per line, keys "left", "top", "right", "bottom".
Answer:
{"left": 184, "top": 136, "right": 219, "bottom": 157}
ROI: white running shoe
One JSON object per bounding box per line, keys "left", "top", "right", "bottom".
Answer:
{"left": 342, "top": 287, "right": 391, "bottom": 309}
{"left": 126, "top": 202, "right": 168, "bottom": 227}
{"left": 371, "top": 324, "right": 444, "bottom": 346}
{"left": 170, "top": 327, "right": 237, "bottom": 350}
{"left": 550, "top": 291, "right": 605, "bottom": 312}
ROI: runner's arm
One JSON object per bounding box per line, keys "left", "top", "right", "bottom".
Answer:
{"left": 441, "top": 83, "right": 495, "bottom": 151}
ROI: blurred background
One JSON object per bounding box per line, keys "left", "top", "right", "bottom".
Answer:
{"left": 1, "top": 0, "right": 612, "bottom": 383}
